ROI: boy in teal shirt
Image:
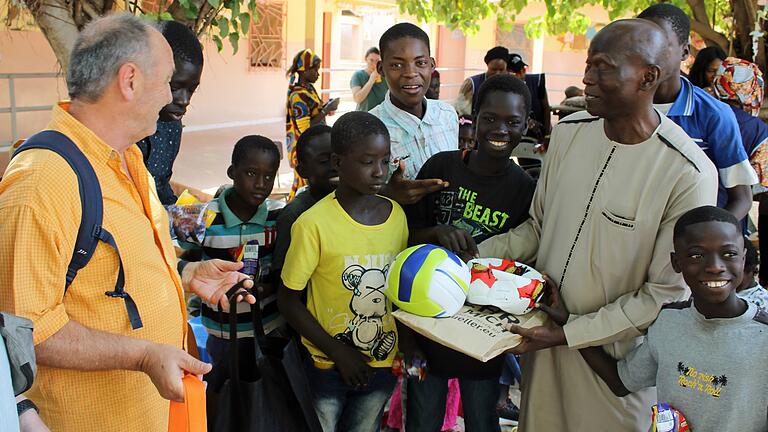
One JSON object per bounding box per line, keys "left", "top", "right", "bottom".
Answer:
{"left": 179, "top": 136, "right": 282, "bottom": 355}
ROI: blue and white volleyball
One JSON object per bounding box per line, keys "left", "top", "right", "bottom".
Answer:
{"left": 385, "top": 244, "right": 470, "bottom": 317}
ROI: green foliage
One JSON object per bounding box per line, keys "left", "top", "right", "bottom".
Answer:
{"left": 522, "top": 10, "right": 591, "bottom": 38}
{"left": 212, "top": 34, "right": 224, "bottom": 50}
{"left": 142, "top": 0, "right": 256, "bottom": 54}
{"left": 142, "top": 10, "right": 175, "bottom": 21}
{"left": 202, "top": 0, "right": 254, "bottom": 54}
{"left": 398, "top": 0, "right": 496, "bottom": 34}
{"left": 397, "top": 0, "right": 731, "bottom": 39}
{"left": 397, "top": 0, "right": 619, "bottom": 36}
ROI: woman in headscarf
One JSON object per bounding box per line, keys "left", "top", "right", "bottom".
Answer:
{"left": 713, "top": 57, "right": 768, "bottom": 281}
{"left": 689, "top": 46, "right": 727, "bottom": 91}
{"left": 286, "top": 49, "right": 338, "bottom": 199}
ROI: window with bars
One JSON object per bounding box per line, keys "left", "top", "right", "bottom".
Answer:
{"left": 249, "top": 0, "right": 286, "bottom": 69}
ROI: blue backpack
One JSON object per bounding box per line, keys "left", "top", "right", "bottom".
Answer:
{"left": 15, "top": 131, "right": 143, "bottom": 330}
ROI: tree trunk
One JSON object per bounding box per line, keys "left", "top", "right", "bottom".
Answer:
{"left": 23, "top": 0, "right": 83, "bottom": 69}
{"left": 727, "top": 0, "right": 767, "bottom": 71}
{"left": 687, "top": 0, "right": 730, "bottom": 49}
{"left": 23, "top": 0, "right": 116, "bottom": 70}
{"left": 732, "top": 0, "right": 755, "bottom": 57}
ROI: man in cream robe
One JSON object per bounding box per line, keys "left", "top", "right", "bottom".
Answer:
{"left": 479, "top": 20, "right": 718, "bottom": 431}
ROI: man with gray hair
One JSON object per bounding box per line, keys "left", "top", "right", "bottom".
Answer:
{"left": 0, "top": 13, "right": 253, "bottom": 432}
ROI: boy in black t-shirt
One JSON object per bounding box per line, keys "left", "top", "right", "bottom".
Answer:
{"left": 403, "top": 74, "right": 535, "bottom": 431}
{"left": 407, "top": 74, "right": 535, "bottom": 259}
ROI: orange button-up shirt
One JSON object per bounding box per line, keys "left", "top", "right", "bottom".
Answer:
{"left": 0, "top": 103, "right": 186, "bottom": 432}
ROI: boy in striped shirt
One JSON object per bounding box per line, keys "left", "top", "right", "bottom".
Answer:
{"left": 180, "top": 135, "right": 283, "bottom": 363}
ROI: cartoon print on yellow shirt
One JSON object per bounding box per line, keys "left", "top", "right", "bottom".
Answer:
{"left": 334, "top": 262, "right": 397, "bottom": 361}
{"left": 677, "top": 362, "right": 728, "bottom": 397}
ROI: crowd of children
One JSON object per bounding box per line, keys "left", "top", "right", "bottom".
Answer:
{"left": 401, "top": 73, "right": 536, "bottom": 431}
{"left": 165, "top": 14, "right": 768, "bottom": 432}
{"left": 11, "top": 5, "right": 768, "bottom": 432}
{"left": 176, "top": 24, "right": 542, "bottom": 431}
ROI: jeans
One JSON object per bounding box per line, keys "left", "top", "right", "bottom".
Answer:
{"left": 305, "top": 363, "right": 396, "bottom": 432}
{"left": 406, "top": 374, "right": 500, "bottom": 432}
{"left": 499, "top": 354, "right": 522, "bottom": 386}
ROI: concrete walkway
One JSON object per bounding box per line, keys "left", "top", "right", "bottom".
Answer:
{"left": 174, "top": 123, "right": 295, "bottom": 197}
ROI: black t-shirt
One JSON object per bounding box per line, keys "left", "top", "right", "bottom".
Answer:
{"left": 405, "top": 150, "right": 536, "bottom": 379}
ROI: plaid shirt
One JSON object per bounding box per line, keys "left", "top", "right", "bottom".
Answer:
{"left": 370, "top": 92, "right": 459, "bottom": 179}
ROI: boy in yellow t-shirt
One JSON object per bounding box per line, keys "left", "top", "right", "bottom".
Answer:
{"left": 278, "top": 111, "right": 407, "bottom": 432}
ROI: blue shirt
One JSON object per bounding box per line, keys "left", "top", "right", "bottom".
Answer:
{"left": 729, "top": 104, "right": 768, "bottom": 157}
{"left": 137, "top": 120, "right": 183, "bottom": 205}
{"left": 659, "top": 77, "right": 757, "bottom": 207}
{"left": 469, "top": 72, "right": 486, "bottom": 113}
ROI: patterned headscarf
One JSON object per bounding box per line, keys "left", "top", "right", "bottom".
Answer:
{"left": 713, "top": 57, "right": 764, "bottom": 116}
{"left": 288, "top": 49, "right": 321, "bottom": 86}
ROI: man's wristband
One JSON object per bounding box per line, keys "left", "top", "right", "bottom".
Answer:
{"left": 17, "top": 398, "right": 38, "bottom": 417}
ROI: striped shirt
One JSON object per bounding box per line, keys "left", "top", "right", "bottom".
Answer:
{"left": 370, "top": 92, "right": 459, "bottom": 179}
{"left": 180, "top": 186, "right": 283, "bottom": 338}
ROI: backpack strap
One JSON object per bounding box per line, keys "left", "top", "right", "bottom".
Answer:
{"left": 15, "top": 130, "right": 143, "bottom": 330}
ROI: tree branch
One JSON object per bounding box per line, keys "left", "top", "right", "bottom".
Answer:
{"left": 39, "top": 10, "right": 74, "bottom": 24}
{"left": 72, "top": 0, "right": 82, "bottom": 27}
{"left": 690, "top": 19, "right": 730, "bottom": 48}
{"left": 167, "top": 0, "right": 198, "bottom": 27}
{"left": 79, "top": 0, "right": 102, "bottom": 21}
{"left": 686, "top": 0, "right": 710, "bottom": 28}
{"left": 731, "top": 0, "right": 754, "bottom": 56}
{"left": 25, "top": 0, "right": 80, "bottom": 69}
{"left": 101, "top": 0, "right": 114, "bottom": 15}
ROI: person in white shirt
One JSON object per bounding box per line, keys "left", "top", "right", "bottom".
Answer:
{"left": 370, "top": 23, "right": 456, "bottom": 205}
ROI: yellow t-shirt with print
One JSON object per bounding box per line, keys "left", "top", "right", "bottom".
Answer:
{"left": 282, "top": 191, "right": 408, "bottom": 368}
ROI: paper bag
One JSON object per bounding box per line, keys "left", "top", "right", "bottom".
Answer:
{"left": 394, "top": 304, "right": 546, "bottom": 362}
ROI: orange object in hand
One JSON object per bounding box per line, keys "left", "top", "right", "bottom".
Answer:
{"left": 168, "top": 374, "right": 207, "bottom": 432}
